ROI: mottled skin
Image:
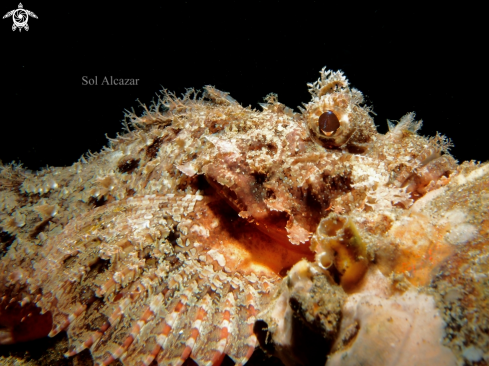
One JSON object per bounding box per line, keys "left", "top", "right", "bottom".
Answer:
{"left": 0, "top": 68, "right": 487, "bottom": 365}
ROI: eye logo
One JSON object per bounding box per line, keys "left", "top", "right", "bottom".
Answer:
{"left": 3, "top": 3, "right": 38, "bottom": 32}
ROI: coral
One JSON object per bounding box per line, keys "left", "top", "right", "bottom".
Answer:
{"left": 257, "top": 260, "right": 346, "bottom": 366}
{"left": 311, "top": 216, "right": 369, "bottom": 291}
{"left": 328, "top": 289, "right": 457, "bottom": 366}
{"left": 0, "top": 67, "right": 488, "bottom": 366}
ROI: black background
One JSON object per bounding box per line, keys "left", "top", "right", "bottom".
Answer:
{"left": 1, "top": 2, "right": 487, "bottom": 171}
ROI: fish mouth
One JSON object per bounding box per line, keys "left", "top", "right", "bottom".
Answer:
{"left": 205, "top": 175, "right": 313, "bottom": 256}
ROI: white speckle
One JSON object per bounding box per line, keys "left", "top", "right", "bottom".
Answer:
{"left": 13, "top": 212, "right": 26, "bottom": 227}
{"left": 207, "top": 249, "right": 226, "bottom": 267}
{"left": 462, "top": 346, "right": 484, "bottom": 362}
{"left": 149, "top": 294, "right": 164, "bottom": 313}
{"left": 441, "top": 209, "right": 467, "bottom": 226}
{"left": 445, "top": 223, "right": 478, "bottom": 245}
{"left": 176, "top": 162, "right": 198, "bottom": 177}
{"left": 47, "top": 179, "right": 58, "bottom": 189}
{"left": 456, "top": 163, "right": 489, "bottom": 185}
{"left": 141, "top": 220, "right": 150, "bottom": 229}
{"left": 190, "top": 224, "right": 209, "bottom": 238}
{"left": 440, "top": 210, "right": 478, "bottom": 245}
{"left": 107, "top": 150, "right": 123, "bottom": 163}
{"left": 206, "top": 135, "right": 240, "bottom": 154}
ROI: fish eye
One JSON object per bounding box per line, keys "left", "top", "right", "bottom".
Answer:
{"left": 318, "top": 110, "right": 340, "bottom": 136}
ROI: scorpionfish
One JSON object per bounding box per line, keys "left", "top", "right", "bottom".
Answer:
{"left": 1, "top": 67, "right": 481, "bottom": 366}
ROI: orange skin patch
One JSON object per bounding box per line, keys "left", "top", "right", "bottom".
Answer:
{"left": 186, "top": 194, "right": 312, "bottom": 278}
{"left": 0, "top": 296, "right": 53, "bottom": 344}
{"left": 386, "top": 212, "right": 455, "bottom": 287}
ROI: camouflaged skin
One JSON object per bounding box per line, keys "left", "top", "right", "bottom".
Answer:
{"left": 1, "top": 68, "right": 487, "bottom": 366}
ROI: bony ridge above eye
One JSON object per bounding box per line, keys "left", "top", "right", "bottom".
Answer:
{"left": 302, "top": 67, "right": 376, "bottom": 151}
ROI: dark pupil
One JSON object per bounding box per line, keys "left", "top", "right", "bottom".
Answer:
{"left": 318, "top": 111, "right": 340, "bottom": 135}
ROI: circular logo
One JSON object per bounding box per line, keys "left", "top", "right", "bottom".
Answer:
{"left": 12, "top": 9, "right": 28, "bottom": 27}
